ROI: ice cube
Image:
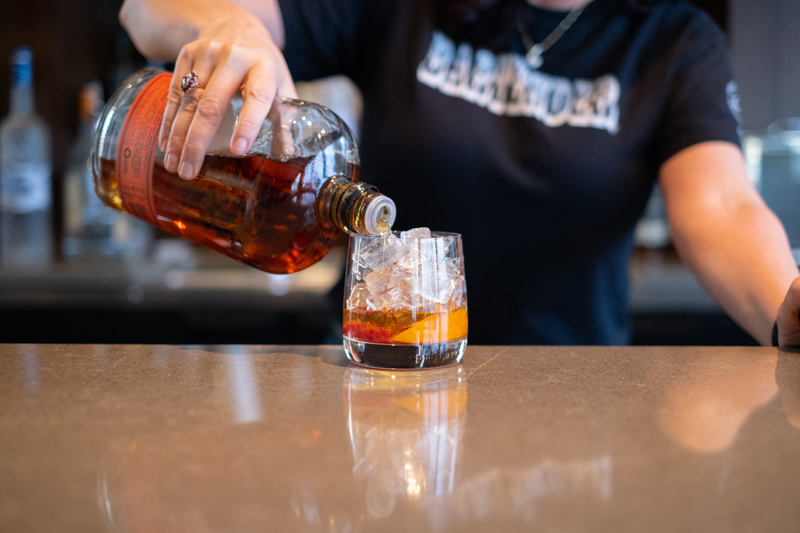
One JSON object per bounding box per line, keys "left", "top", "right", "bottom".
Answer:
{"left": 416, "top": 267, "right": 456, "bottom": 303}
{"left": 445, "top": 257, "right": 462, "bottom": 277}
{"left": 356, "top": 234, "right": 405, "bottom": 271}
{"left": 388, "top": 263, "right": 412, "bottom": 293}
{"left": 400, "top": 227, "right": 431, "bottom": 240}
{"left": 396, "top": 237, "right": 429, "bottom": 272}
{"left": 399, "top": 232, "right": 450, "bottom": 273}
{"left": 410, "top": 293, "right": 438, "bottom": 313}
{"left": 347, "top": 282, "right": 371, "bottom": 310}
{"left": 395, "top": 240, "right": 451, "bottom": 303}
{"left": 364, "top": 268, "right": 392, "bottom": 294}
{"left": 448, "top": 276, "right": 467, "bottom": 308}
{"left": 366, "top": 287, "right": 412, "bottom": 312}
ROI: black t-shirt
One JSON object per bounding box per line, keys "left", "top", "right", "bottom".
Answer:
{"left": 278, "top": 0, "right": 741, "bottom": 345}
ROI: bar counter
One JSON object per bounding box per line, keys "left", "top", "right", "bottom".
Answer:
{"left": 2, "top": 344, "right": 800, "bottom": 532}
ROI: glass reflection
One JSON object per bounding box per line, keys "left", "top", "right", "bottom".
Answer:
{"left": 424, "top": 455, "right": 612, "bottom": 526}
{"left": 225, "top": 347, "right": 263, "bottom": 424}
{"left": 92, "top": 344, "right": 110, "bottom": 366}
{"left": 21, "top": 344, "right": 40, "bottom": 398}
{"left": 96, "top": 351, "right": 469, "bottom": 532}
{"left": 344, "top": 364, "right": 467, "bottom": 517}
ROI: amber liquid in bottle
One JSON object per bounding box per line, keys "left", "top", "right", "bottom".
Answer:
{"left": 99, "top": 154, "right": 357, "bottom": 273}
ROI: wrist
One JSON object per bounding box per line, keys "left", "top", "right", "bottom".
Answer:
{"left": 196, "top": 2, "right": 263, "bottom": 35}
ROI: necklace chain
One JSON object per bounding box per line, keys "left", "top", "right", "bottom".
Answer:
{"left": 518, "top": 1, "right": 592, "bottom": 69}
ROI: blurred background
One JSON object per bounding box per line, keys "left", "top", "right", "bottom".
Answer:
{"left": 0, "top": 0, "right": 797, "bottom": 345}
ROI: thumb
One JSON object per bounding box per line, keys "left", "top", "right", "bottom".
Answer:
{"left": 777, "top": 277, "right": 800, "bottom": 346}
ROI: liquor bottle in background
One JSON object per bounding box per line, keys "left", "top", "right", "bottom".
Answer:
{"left": 91, "top": 68, "right": 396, "bottom": 274}
{"left": 634, "top": 185, "right": 670, "bottom": 250}
{"left": 0, "top": 46, "right": 52, "bottom": 266}
{"left": 62, "top": 82, "right": 152, "bottom": 260}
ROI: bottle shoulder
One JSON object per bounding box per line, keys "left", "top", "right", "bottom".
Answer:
{"left": 0, "top": 112, "right": 49, "bottom": 134}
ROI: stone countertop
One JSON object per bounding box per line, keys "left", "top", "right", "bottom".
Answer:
{"left": 2, "top": 344, "right": 799, "bottom": 532}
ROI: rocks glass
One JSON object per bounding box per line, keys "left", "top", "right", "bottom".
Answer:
{"left": 343, "top": 229, "right": 467, "bottom": 368}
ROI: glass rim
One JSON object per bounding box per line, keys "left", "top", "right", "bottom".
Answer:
{"left": 350, "top": 231, "right": 462, "bottom": 242}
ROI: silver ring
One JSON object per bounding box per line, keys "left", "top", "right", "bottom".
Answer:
{"left": 180, "top": 71, "right": 199, "bottom": 94}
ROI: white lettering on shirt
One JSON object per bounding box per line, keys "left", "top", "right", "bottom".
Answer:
{"left": 417, "top": 31, "right": 621, "bottom": 133}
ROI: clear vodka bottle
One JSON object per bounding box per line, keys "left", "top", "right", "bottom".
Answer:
{"left": 0, "top": 46, "right": 52, "bottom": 266}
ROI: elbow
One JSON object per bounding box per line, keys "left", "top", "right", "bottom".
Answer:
{"left": 118, "top": 1, "right": 151, "bottom": 57}
{"left": 118, "top": 1, "right": 135, "bottom": 33}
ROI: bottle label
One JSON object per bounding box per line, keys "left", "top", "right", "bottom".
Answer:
{"left": 115, "top": 72, "right": 171, "bottom": 227}
{"left": 0, "top": 162, "right": 51, "bottom": 213}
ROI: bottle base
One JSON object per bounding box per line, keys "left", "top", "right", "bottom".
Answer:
{"left": 343, "top": 337, "right": 466, "bottom": 369}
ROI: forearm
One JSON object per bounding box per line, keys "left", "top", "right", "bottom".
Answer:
{"left": 670, "top": 197, "right": 798, "bottom": 345}
{"left": 661, "top": 142, "right": 799, "bottom": 346}
{"left": 119, "top": 0, "right": 284, "bottom": 62}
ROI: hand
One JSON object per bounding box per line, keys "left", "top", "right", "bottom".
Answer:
{"left": 160, "top": 13, "right": 297, "bottom": 180}
{"left": 776, "top": 276, "right": 800, "bottom": 346}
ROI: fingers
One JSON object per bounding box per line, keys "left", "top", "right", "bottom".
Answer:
{"left": 231, "top": 60, "right": 299, "bottom": 156}
{"left": 161, "top": 49, "right": 218, "bottom": 176}
{"left": 277, "top": 65, "right": 298, "bottom": 99}
{"left": 777, "top": 276, "right": 800, "bottom": 347}
{"left": 178, "top": 64, "right": 242, "bottom": 179}
{"left": 159, "top": 32, "right": 297, "bottom": 180}
{"left": 160, "top": 50, "right": 195, "bottom": 160}
{"left": 231, "top": 63, "right": 278, "bottom": 156}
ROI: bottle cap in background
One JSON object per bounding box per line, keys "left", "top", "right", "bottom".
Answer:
{"left": 79, "top": 81, "right": 104, "bottom": 121}
{"left": 11, "top": 46, "right": 33, "bottom": 87}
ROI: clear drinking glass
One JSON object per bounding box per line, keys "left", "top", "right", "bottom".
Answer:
{"left": 343, "top": 230, "right": 468, "bottom": 368}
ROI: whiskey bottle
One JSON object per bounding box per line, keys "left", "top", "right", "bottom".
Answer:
{"left": 90, "top": 68, "right": 395, "bottom": 273}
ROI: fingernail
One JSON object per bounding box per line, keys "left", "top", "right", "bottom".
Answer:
{"left": 178, "top": 161, "right": 194, "bottom": 180}
{"left": 233, "top": 137, "right": 247, "bottom": 155}
{"left": 164, "top": 152, "right": 177, "bottom": 172}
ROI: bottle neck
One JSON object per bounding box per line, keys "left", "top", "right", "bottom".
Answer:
{"left": 317, "top": 176, "right": 396, "bottom": 235}
{"left": 10, "top": 84, "right": 34, "bottom": 115}
{"left": 10, "top": 50, "right": 35, "bottom": 115}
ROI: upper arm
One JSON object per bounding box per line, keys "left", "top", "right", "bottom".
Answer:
{"left": 660, "top": 141, "right": 756, "bottom": 221}
{"left": 650, "top": 11, "right": 741, "bottom": 172}
{"left": 658, "top": 141, "right": 764, "bottom": 236}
